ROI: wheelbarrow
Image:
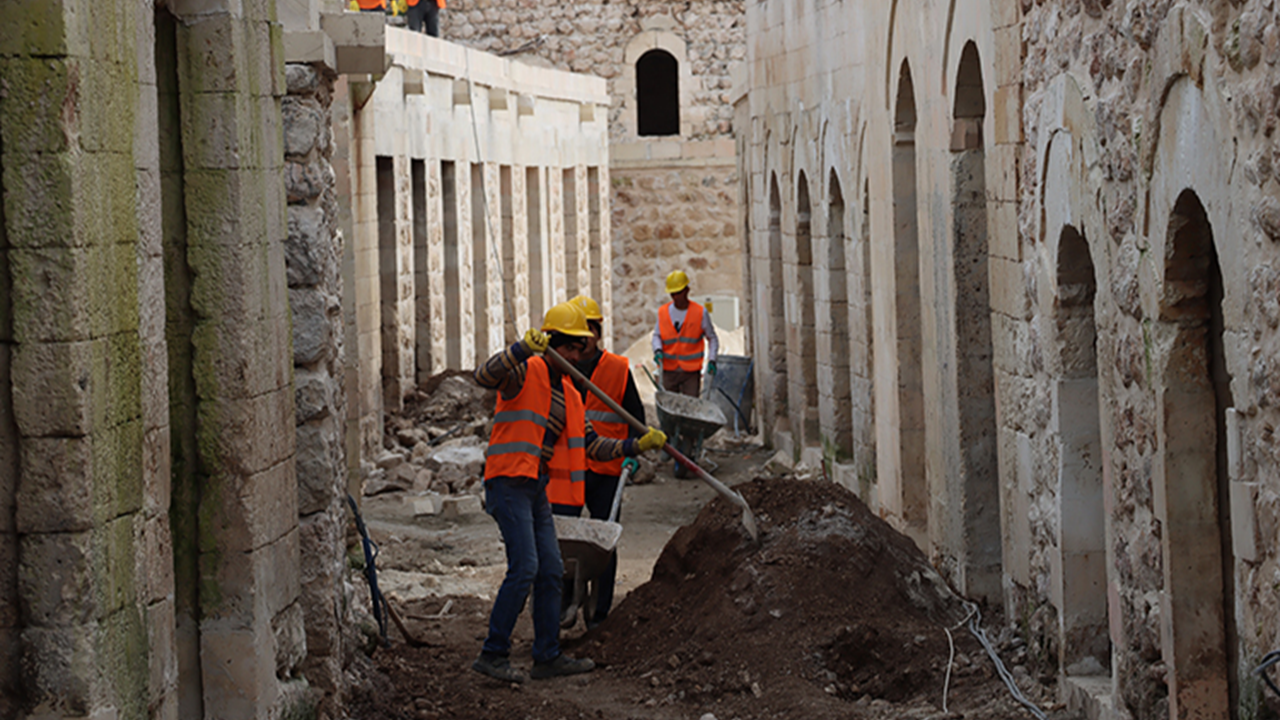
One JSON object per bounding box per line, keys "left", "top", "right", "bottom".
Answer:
{"left": 644, "top": 366, "right": 728, "bottom": 474}
{"left": 554, "top": 459, "right": 637, "bottom": 628}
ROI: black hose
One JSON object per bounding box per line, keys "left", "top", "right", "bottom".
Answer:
{"left": 347, "top": 494, "right": 390, "bottom": 647}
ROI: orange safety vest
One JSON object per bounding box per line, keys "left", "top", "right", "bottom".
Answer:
{"left": 584, "top": 352, "right": 630, "bottom": 476}
{"left": 484, "top": 358, "right": 585, "bottom": 502}
{"left": 658, "top": 301, "right": 706, "bottom": 373}
{"left": 356, "top": 0, "right": 384, "bottom": 9}
{"left": 546, "top": 383, "right": 587, "bottom": 507}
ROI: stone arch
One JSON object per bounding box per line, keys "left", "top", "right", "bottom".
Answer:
{"left": 823, "top": 169, "right": 852, "bottom": 456}
{"left": 767, "top": 173, "right": 787, "bottom": 426}
{"left": 947, "top": 39, "right": 999, "bottom": 599}
{"left": 790, "top": 170, "right": 819, "bottom": 446}
{"left": 621, "top": 29, "right": 695, "bottom": 140}
{"left": 1156, "top": 189, "right": 1232, "bottom": 719}
{"left": 636, "top": 49, "right": 679, "bottom": 137}
{"left": 892, "top": 60, "right": 927, "bottom": 539}
{"left": 1052, "top": 224, "right": 1110, "bottom": 676}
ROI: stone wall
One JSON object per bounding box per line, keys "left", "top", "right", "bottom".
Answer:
{"left": 610, "top": 158, "right": 742, "bottom": 350}
{"left": 284, "top": 61, "right": 351, "bottom": 716}
{"left": 441, "top": 1, "right": 748, "bottom": 352}
{"left": 345, "top": 29, "right": 611, "bottom": 475}
{"left": 742, "top": 1, "right": 1280, "bottom": 718}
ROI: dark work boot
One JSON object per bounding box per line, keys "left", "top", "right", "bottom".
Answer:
{"left": 471, "top": 653, "right": 526, "bottom": 683}
{"left": 530, "top": 653, "right": 596, "bottom": 680}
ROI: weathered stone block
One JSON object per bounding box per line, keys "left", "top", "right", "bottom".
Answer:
{"left": 177, "top": 13, "right": 250, "bottom": 95}
{"left": 0, "top": 0, "right": 71, "bottom": 57}
{"left": 291, "top": 287, "right": 333, "bottom": 365}
{"left": 16, "top": 435, "right": 94, "bottom": 533}
{"left": 19, "top": 530, "right": 94, "bottom": 627}
{"left": 138, "top": 515, "right": 175, "bottom": 606}
{"left": 1231, "top": 481, "right": 1259, "bottom": 562}
{"left": 441, "top": 495, "right": 482, "bottom": 517}
{"left": 273, "top": 601, "right": 306, "bottom": 677}
{"left": 11, "top": 339, "right": 93, "bottom": 437}
{"left": 0, "top": 57, "right": 75, "bottom": 154}
{"left": 197, "top": 389, "right": 295, "bottom": 480}
{"left": 294, "top": 369, "right": 334, "bottom": 424}
{"left": 0, "top": 535, "right": 16, "bottom": 627}
{"left": 296, "top": 415, "right": 341, "bottom": 515}
{"left": 146, "top": 596, "right": 178, "bottom": 703}
{"left": 21, "top": 624, "right": 100, "bottom": 715}
{"left": 2, "top": 152, "right": 75, "bottom": 250}
{"left": 196, "top": 626, "right": 279, "bottom": 720}
{"left": 199, "top": 459, "right": 297, "bottom": 557}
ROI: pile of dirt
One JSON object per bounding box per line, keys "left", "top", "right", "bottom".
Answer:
{"left": 575, "top": 477, "right": 979, "bottom": 708}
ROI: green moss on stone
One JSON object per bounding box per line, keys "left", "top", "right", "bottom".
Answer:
{"left": 2, "top": 151, "right": 76, "bottom": 249}
{"left": 0, "top": 0, "right": 69, "bottom": 57}
{"left": 98, "top": 605, "right": 148, "bottom": 720}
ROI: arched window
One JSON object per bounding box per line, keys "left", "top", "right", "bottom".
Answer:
{"left": 636, "top": 49, "right": 679, "bottom": 136}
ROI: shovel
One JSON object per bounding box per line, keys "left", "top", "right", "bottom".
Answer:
{"left": 544, "top": 347, "right": 760, "bottom": 541}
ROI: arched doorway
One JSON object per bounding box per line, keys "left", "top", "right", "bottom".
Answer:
{"left": 893, "top": 61, "right": 927, "bottom": 538}
{"left": 824, "top": 171, "right": 853, "bottom": 456}
{"left": 1158, "top": 190, "right": 1232, "bottom": 719}
{"left": 791, "top": 171, "right": 819, "bottom": 445}
{"left": 1053, "top": 226, "right": 1110, "bottom": 675}
{"left": 950, "top": 40, "right": 999, "bottom": 598}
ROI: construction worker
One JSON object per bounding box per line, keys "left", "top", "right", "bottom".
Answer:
{"left": 652, "top": 270, "right": 719, "bottom": 477}
{"left": 472, "top": 301, "right": 667, "bottom": 683}
{"left": 353, "top": 0, "right": 385, "bottom": 12}
{"left": 407, "top": 0, "right": 445, "bottom": 36}
{"left": 550, "top": 295, "right": 646, "bottom": 628}
{"left": 652, "top": 270, "right": 720, "bottom": 398}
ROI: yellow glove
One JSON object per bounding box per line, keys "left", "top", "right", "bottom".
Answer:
{"left": 636, "top": 427, "right": 667, "bottom": 453}
{"left": 523, "top": 328, "right": 550, "bottom": 354}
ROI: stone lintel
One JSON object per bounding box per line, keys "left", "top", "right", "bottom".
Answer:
{"left": 283, "top": 30, "right": 335, "bottom": 71}
{"left": 320, "top": 12, "right": 386, "bottom": 75}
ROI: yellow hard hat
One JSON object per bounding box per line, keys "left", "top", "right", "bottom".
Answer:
{"left": 665, "top": 270, "right": 689, "bottom": 294}
{"left": 569, "top": 295, "right": 603, "bottom": 321}
{"left": 541, "top": 301, "right": 595, "bottom": 337}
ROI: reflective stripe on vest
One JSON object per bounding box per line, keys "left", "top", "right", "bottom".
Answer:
{"left": 584, "top": 352, "right": 630, "bottom": 475}
{"left": 546, "top": 382, "right": 587, "bottom": 506}
{"left": 484, "top": 357, "right": 554, "bottom": 481}
{"left": 658, "top": 302, "right": 706, "bottom": 373}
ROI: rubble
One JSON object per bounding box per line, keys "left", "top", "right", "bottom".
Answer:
{"left": 363, "top": 372, "right": 496, "bottom": 510}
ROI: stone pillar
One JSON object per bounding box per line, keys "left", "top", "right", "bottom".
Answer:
{"left": 483, "top": 162, "right": 506, "bottom": 355}
{"left": 457, "top": 164, "right": 476, "bottom": 368}
{"left": 572, "top": 165, "right": 591, "bottom": 302}
{"left": 510, "top": 165, "right": 532, "bottom": 336}
{"left": 351, "top": 81, "right": 383, "bottom": 461}
{"left": 595, "top": 165, "right": 614, "bottom": 349}
{"left": 548, "top": 168, "right": 568, "bottom": 303}
{"left": 427, "top": 160, "right": 449, "bottom": 375}
{"left": 379, "top": 155, "right": 414, "bottom": 410}
{"left": 284, "top": 61, "right": 350, "bottom": 717}
{"left": 173, "top": 5, "right": 303, "bottom": 717}
{"left": 1, "top": 1, "right": 156, "bottom": 716}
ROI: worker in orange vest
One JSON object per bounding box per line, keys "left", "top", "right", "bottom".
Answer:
{"left": 652, "top": 270, "right": 718, "bottom": 477}
{"left": 355, "top": 0, "right": 385, "bottom": 12}
{"left": 652, "top": 270, "right": 719, "bottom": 397}
{"left": 472, "top": 301, "right": 666, "bottom": 683}
{"left": 552, "top": 295, "right": 646, "bottom": 628}
{"left": 407, "top": 0, "right": 445, "bottom": 37}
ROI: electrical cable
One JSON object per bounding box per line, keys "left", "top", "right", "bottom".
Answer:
{"left": 958, "top": 601, "right": 1048, "bottom": 720}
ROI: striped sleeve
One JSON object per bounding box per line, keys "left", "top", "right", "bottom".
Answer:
{"left": 474, "top": 341, "right": 530, "bottom": 399}
{"left": 586, "top": 418, "right": 631, "bottom": 461}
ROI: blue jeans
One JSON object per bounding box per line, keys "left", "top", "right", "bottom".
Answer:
{"left": 482, "top": 476, "right": 563, "bottom": 662}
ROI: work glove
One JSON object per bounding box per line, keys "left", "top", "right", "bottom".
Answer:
{"left": 523, "top": 328, "right": 550, "bottom": 354}
{"left": 653, "top": 351, "right": 663, "bottom": 367}
{"left": 636, "top": 427, "right": 667, "bottom": 453}
{"left": 707, "top": 361, "right": 717, "bottom": 377}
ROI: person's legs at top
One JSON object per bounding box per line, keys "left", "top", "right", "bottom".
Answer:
{"left": 583, "top": 470, "right": 620, "bottom": 626}
{"left": 425, "top": 5, "right": 440, "bottom": 37}
{"left": 406, "top": 0, "right": 425, "bottom": 31}
{"left": 528, "top": 487, "right": 565, "bottom": 663}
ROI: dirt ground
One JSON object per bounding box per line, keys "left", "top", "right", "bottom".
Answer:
{"left": 345, "top": 432, "right": 1081, "bottom": 720}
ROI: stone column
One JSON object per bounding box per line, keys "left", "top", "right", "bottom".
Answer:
{"left": 284, "top": 61, "right": 351, "bottom": 717}
{"left": 427, "top": 160, "right": 449, "bottom": 375}
{"left": 573, "top": 165, "right": 592, "bottom": 302}
{"left": 457, "top": 164, "right": 476, "bottom": 369}
{"left": 548, "top": 168, "right": 567, "bottom": 302}
{"left": 351, "top": 80, "right": 383, "bottom": 461}
{"left": 510, "top": 165, "right": 532, "bottom": 336}
{"left": 1, "top": 1, "right": 157, "bottom": 716}
{"left": 173, "top": 5, "right": 303, "bottom": 717}
{"left": 483, "top": 162, "right": 506, "bottom": 355}
{"left": 595, "top": 165, "right": 614, "bottom": 348}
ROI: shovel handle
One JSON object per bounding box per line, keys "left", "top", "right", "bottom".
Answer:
{"left": 543, "top": 347, "right": 759, "bottom": 541}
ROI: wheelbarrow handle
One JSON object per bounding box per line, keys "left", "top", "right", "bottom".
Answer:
{"left": 543, "top": 348, "right": 760, "bottom": 541}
